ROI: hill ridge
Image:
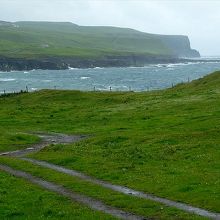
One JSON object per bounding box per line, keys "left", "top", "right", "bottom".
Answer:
{"left": 0, "top": 20, "right": 200, "bottom": 71}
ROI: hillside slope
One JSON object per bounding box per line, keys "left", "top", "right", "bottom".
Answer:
{"left": 0, "top": 21, "right": 200, "bottom": 70}
{"left": 0, "top": 71, "right": 219, "bottom": 218}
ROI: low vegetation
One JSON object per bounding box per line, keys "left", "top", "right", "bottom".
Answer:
{"left": 0, "top": 71, "right": 219, "bottom": 219}
{"left": 0, "top": 170, "right": 115, "bottom": 219}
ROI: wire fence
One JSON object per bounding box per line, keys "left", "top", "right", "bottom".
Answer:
{"left": 0, "top": 78, "right": 191, "bottom": 97}
{"left": 0, "top": 89, "right": 28, "bottom": 97}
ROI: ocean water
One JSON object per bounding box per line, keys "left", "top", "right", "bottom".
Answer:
{"left": 0, "top": 61, "right": 220, "bottom": 93}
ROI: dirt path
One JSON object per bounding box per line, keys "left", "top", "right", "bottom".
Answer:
{"left": 23, "top": 158, "right": 220, "bottom": 219}
{"left": 0, "top": 165, "right": 145, "bottom": 220}
{"left": 0, "top": 132, "right": 86, "bottom": 157}
{"left": 1, "top": 132, "right": 220, "bottom": 219}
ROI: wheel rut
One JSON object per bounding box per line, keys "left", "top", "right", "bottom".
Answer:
{"left": 0, "top": 132, "right": 220, "bottom": 219}
{"left": 22, "top": 157, "right": 220, "bottom": 219}
{"left": 0, "top": 165, "right": 145, "bottom": 220}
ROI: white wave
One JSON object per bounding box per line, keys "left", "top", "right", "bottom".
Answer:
{"left": 0, "top": 78, "right": 16, "bottom": 82}
{"left": 153, "top": 62, "right": 185, "bottom": 68}
{"left": 80, "top": 76, "right": 90, "bottom": 80}
{"left": 148, "top": 64, "right": 167, "bottom": 68}
{"left": 42, "top": 80, "right": 52, "bottom": 82}
{"left": 23, "top": 71, "right": 29, "bottom": 73}
{"left": 166, "top": 61, "right": 220, "bottom": 67}
{"left": 68, "top": 66, "right": 79, "bottom": 70}
{"left": 195, "top": 56, "right": 220, "bottom": 60}
{"left": 166, "top": 68, "right": 175, "bottom": 71}
{"left": 147, "top": 62, "right": 209, "bottom": 68}
{"left": 127, "top": 66, "right": 149, "bottom": 69}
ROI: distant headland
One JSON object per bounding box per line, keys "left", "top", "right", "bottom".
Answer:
{"left": 0, "top": 20, "right": 201, "bottom": 71}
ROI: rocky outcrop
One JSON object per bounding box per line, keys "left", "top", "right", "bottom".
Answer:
{"left": 0, "top": 55, "right": 193, "bottom": 71}
{"left": 65, "top": 55, "right": 184, "bottom": 68}
{"left": 0, "top": 57, "right": 68, "bottom": 71}
{"left": 2, "top": 55, "right": 200, "bottom": 72}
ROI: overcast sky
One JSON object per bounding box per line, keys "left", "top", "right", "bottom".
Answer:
{"left": 1, "top": 0, "right": 220, "bottom": 56}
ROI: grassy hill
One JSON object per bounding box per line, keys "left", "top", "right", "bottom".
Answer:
{"left": 0, "top": 21, "right": 199, "bottom": 59}
{"left": 0, "top": 71, "right": 219, "bottom": 219}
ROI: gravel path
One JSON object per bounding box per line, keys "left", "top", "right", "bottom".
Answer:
{"left": 1, "top": 132, "right": 220, "bottom": 219}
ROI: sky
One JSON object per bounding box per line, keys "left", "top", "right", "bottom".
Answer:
{"left": 0, "top": 0, "right": 220, "bottom": 56}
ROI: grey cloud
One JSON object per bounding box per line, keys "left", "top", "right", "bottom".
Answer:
{"left": 0, "top": 0, "right": 219, "bottom": 55}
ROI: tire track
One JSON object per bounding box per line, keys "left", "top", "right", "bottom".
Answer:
{"left": 1, "top": 132, "right": 219, "bottom": 219}
{"left": 22, "top": 158, "right": 220, "bottom": 219}
{"left": 0, "top": 165, "right": 146, "bottom": 220}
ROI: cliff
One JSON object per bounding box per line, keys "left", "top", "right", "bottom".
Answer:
{"left": 0, "top": 21, "right": 200, "bottom": 71}
{"left": 155, "top": 35, "right": 200, "bottom": 58}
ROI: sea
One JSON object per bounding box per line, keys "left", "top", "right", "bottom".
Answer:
{"left": 1, "top": 59, "right": 220, "bottom": 93}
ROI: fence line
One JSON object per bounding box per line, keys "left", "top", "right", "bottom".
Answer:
{"left": 0, "top": 78, "right": 192, "bottom": 97}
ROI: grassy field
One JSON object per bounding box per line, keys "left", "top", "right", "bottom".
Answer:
{"left": 0, "top": 71, "right": 219, "bottom": 219}
{"left": 0, "top": 157, "right": 203, "bottom": 220}
{"left": 0, "top": 132, "right": 40, "bottom": 153}
{"left": 0, "top": 21, "right": 168, "bottom": 59}
{"left": 0, "top": 170, "right": 116, "bottom": 220}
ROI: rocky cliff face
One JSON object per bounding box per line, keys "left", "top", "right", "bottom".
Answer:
{"left": 155, "top": 35, "right": 200, "bottom": 58}
{"left": 0, "top": 55, "right": 199, "bottom": 71}
{"left": 0, "top": 57, "right": 67, "bottom": 71}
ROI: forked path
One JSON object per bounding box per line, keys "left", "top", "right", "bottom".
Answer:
{"left": 0, "top": 133, "right": 146, "bottom": 220}
{"left": 0, "top": 132, "right": 86, "bottom": 157}
{"left": 0, "top": 132, "right": 220, "bottom": 219}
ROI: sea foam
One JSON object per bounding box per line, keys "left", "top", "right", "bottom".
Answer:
{"left": 0, "top": 78, "right": 16, "bottom": 82}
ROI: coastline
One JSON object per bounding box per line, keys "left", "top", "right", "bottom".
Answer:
{"left": 0, "top": 55, "right": 209, "bottom": 72}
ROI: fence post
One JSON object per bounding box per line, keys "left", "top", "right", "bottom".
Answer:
{"left": 26, "top": 86, "right": 28, "bottom": 92}
{"left": 110, "top": 86, "right": 112, "bottom": 91}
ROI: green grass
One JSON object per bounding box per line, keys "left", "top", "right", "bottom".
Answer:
{"left": 0, "top": 170, "right": 116, "bottom": 220}
{"left": 0, "top": 132, "right": 40, "bottom": 153}
{"left": 0, "top": 21, "right": 197, "bottom": 59}
{"left": 0, "top": 22, "right": 168, "bottom": 59}
{"left": 0, "top": 71, "right": 220, "bottom": 218}
{"left": 0, "top": 157, "right": 204, "bottom": 220}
